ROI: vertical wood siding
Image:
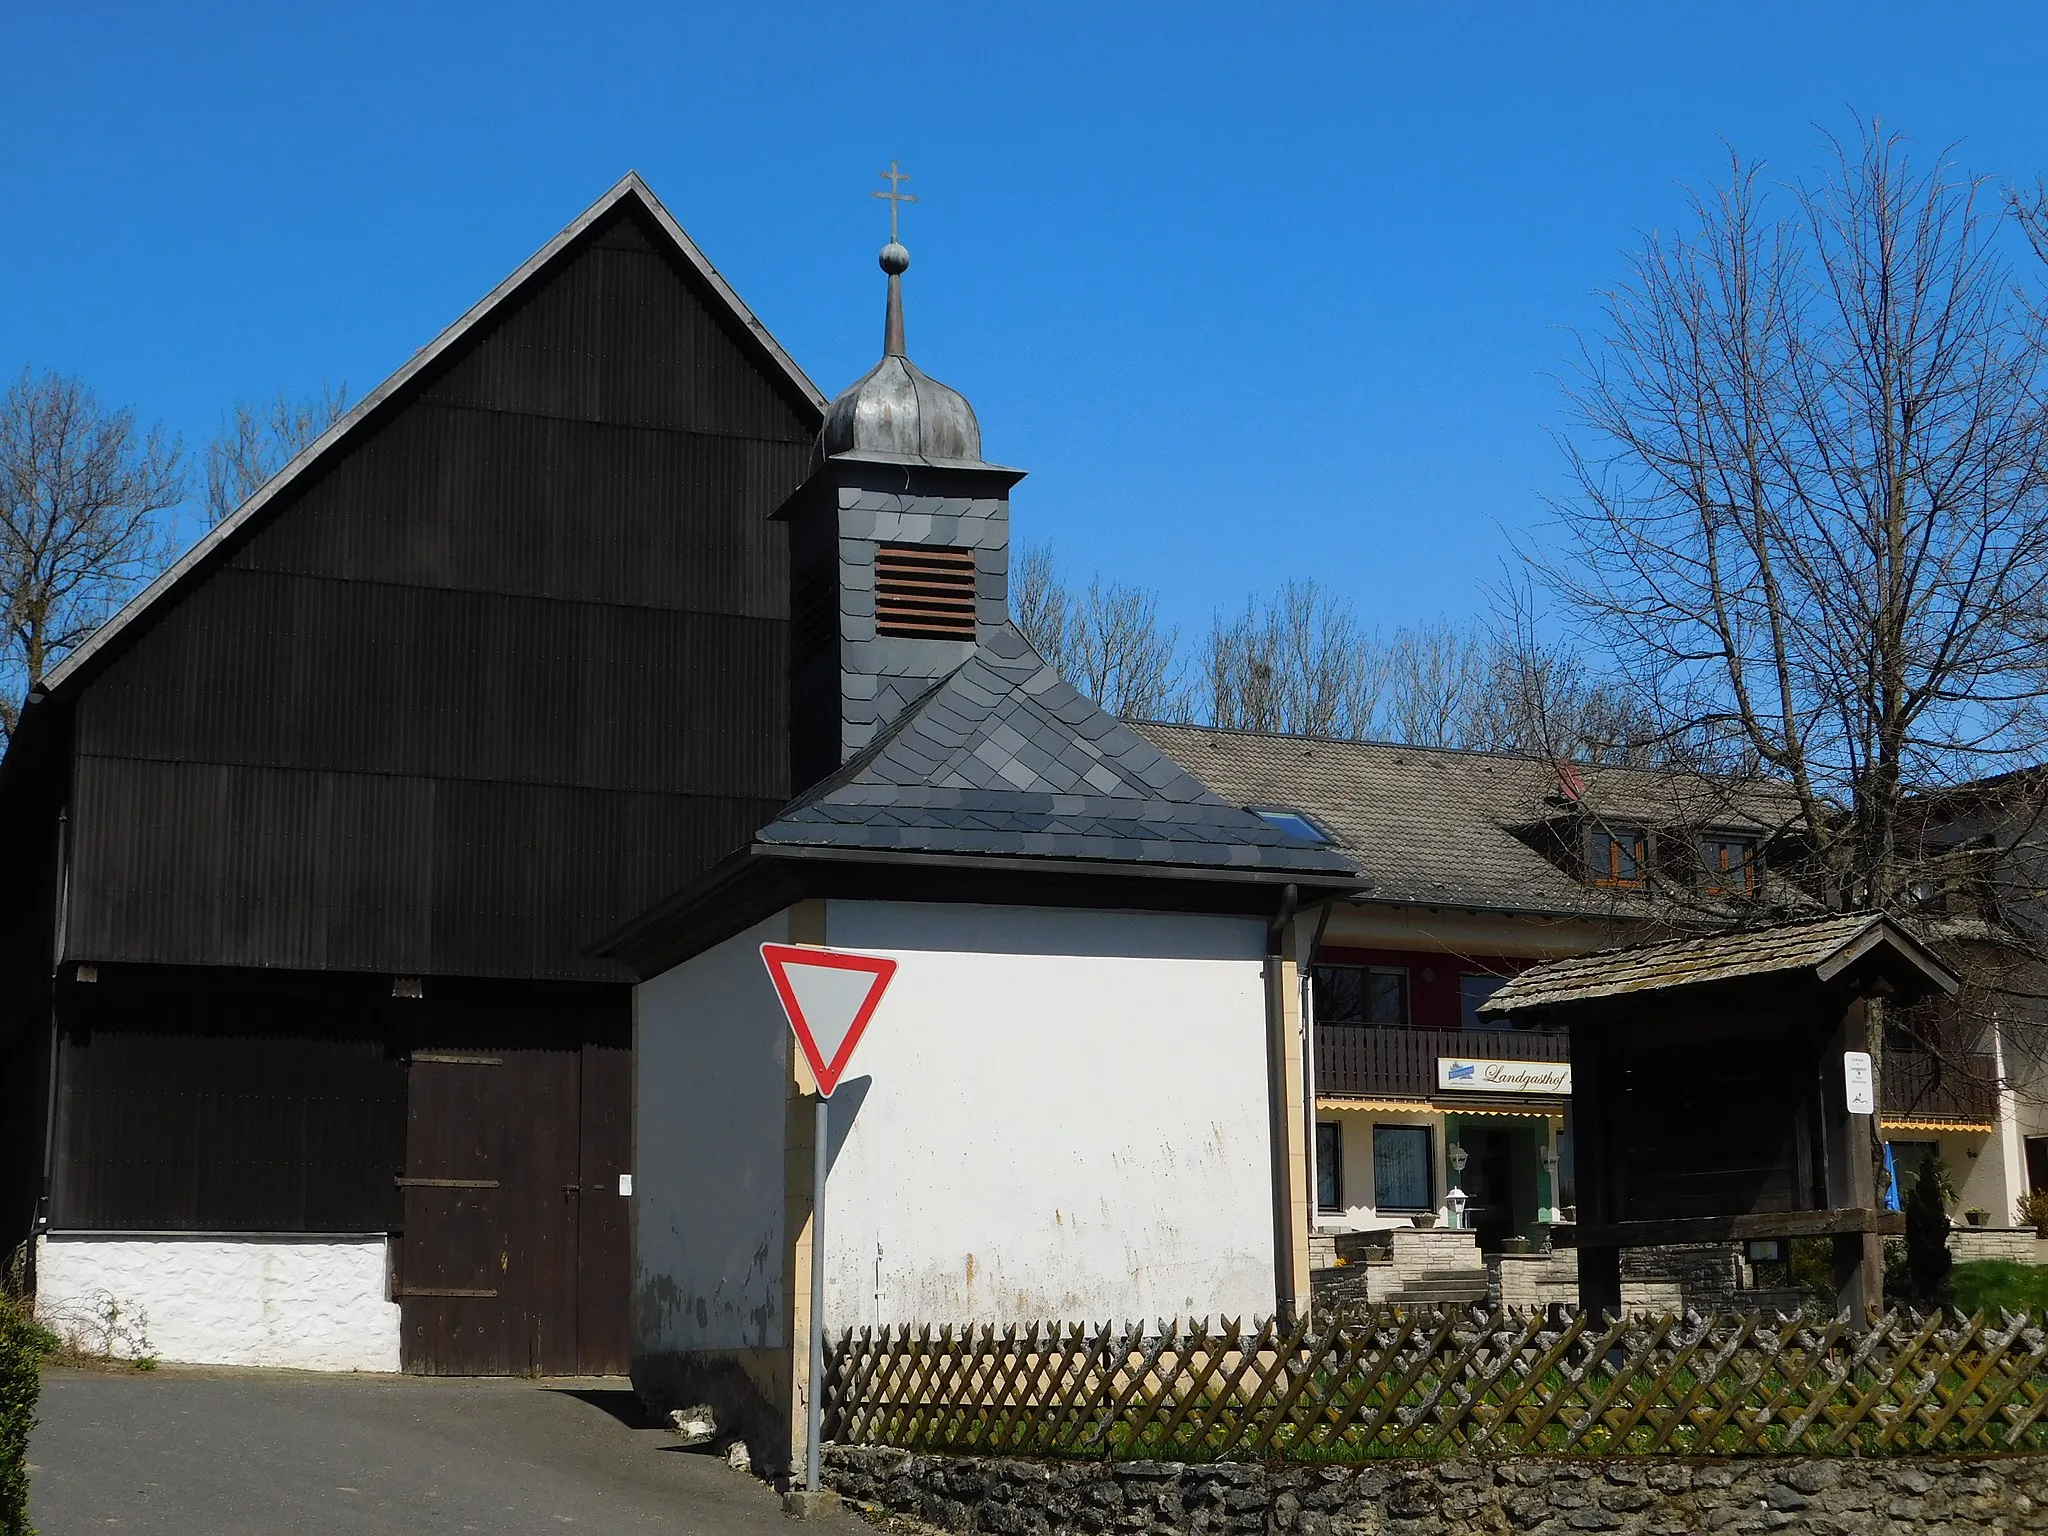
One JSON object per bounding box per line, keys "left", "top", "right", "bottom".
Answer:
{"left": 60, "top": 201, "right": 816, "bottom": 979}
{"left": 49, "top": 989, "right": 407, "bottom": 1233}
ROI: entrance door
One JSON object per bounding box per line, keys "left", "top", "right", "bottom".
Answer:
{"left": 1461, "top": 1126, "right": 1516, "bottom": 1251}
{"left": 397, "top": 1038, "right": 629, "bottom": 1375}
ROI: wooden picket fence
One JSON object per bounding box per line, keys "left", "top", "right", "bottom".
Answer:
{"left": 822, "top": 1306, "right": 2048, "bottom": 1460}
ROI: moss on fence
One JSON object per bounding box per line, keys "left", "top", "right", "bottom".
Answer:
{"left": 826, "top": 1307, "right": 2048, "bottom": 1463}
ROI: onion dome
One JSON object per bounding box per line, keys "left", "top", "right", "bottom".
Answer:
{"left": 815, "top": 238, "right": 984, "bottom": 465}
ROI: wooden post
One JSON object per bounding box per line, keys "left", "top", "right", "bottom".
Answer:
{"left": 1822, "top": 997, "right": 1882, "bottom": 1322}
{"left": 1265, "top": 944, "right": 1310, "bottom": 1324}
{"left": 1571, "top": 1018, "right": 1623, "bottom": 1317}
{"left": 1579, "top": 1244, "right": 1623, "bottom": 1319}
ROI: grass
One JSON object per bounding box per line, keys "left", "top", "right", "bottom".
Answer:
{"left": 1950, "top": 1260, "right": 2048, "bottom": 1318}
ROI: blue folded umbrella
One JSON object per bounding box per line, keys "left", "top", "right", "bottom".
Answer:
{"left": 1883, "top": 1141, "right": 1902, "bottom": 1212}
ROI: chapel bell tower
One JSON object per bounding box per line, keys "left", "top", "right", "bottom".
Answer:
{"left": 779, "top": 166, "right": 1026, "bottom": 793}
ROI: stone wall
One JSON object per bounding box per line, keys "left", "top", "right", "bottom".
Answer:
{"left": 823, "top": 1444, "right": 2048, "bottom": 1536}
{"left": 1363, "top": 1228, "right": 1481, "bottom": 1304}
{"left": 1952, "top": 1226, "right": 2037, "bottom": 1264}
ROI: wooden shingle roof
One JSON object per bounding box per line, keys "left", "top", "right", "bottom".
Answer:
{"left": 1476, "top": 912, "right": 1958, "bottom": 1018}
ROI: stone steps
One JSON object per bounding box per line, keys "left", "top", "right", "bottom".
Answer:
{"left": 1385, "top": 1269, "right": 1490, "bottom": 1306}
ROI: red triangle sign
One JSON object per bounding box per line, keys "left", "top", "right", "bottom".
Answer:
{"left": 760, "top": 943, "right": 896, "bottom": 1098}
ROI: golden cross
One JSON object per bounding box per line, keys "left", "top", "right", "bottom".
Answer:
{"left": 872, "top": 161, "right": 916, "bottom": 243}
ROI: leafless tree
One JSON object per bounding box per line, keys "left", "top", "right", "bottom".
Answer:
{"left": 1547, "top": 121, "right": 2048, "bottom": 1127}
{"left": 1011, "top": 543, "right": 1185, "bottom": 720}
{"left": 203, "top": 382, "right": 348, "bottom": 526}
{"left": 1377, "top": 619, "right": 1486, "bottom": 747}
{"left": 1202, "top": 581, "right": 1386, "bottom": 737}
{"left": 1012, "top": 543, "right": 1073, "bottom": 673}
{"left": 0, "top": 368, "right": 183, "bottom": 739}
{"left": 1549, "top": 123, "right": 2048, "bottom": 914}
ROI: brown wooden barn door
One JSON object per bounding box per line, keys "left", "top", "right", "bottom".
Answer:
{"left": 398, "top": 1038, "right": 629, "bottom": 1375}
{"left": 575, "top": 1042, "right": 632, "bottom": 1374}
{"left": 399, "top": 1047, "right": 581, "bottom": 1374}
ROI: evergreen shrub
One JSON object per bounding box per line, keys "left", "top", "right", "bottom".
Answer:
{"left": 1904, "top": 1152, "right": 1955, "bottom": 1303}
{"left": 0, "top": 1296, "right": 55, "bottom": 1536}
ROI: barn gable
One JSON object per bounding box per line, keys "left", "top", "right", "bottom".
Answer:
{"left": 31, "top": 175, "right": 823, "bottom": 980}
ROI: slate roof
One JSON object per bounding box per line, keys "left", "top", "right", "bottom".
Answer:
{"left": 1476, "top": 912, "right": 1957, "bottom": 1017}
{"left": 1135, "top": 723, "right": 1804, "bottom": 918}
{"left": 755, "top": 626, "right": 1357, "bottom": 877}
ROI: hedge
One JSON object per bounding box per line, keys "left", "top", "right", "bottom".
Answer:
{"left": 0, "top": 1299, "right": 53, "bottom": 1536}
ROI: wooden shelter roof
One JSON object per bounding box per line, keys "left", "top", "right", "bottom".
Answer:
{"left": 1477, "top": 911, "right": 1958, "bottom": 1019}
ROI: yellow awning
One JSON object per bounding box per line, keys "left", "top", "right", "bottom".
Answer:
{"left": 1316, "top": 1097, "right": 1564, "bottom": 1121}
{"left": 1881, "top": 1118, "right": 1995, "bottom": 1134}
{"left": 1437, "top": 1102, "right": 1566, "bottom": 1121}
{"left": 1316, "top": 1098, "right": 1433, "bottom": 1115}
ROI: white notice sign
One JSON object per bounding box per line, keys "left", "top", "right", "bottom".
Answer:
{"left": 1844, "top": 1050, "right": 1875, "bottom": 1115}
{"left": 1437, "top": 1058, "right": 1572, "bottom": 1095}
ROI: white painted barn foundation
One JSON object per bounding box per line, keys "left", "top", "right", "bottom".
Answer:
{"left": 35, "top": 1232, "right": 400, "bottom": 1371}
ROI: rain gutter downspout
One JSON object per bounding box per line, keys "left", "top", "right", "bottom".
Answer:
{"left": 1300, "top": 899, "right": 1337, "bottom": 1228}
{"left": 38, "top": 804, "right": 70, "bottom": 1249}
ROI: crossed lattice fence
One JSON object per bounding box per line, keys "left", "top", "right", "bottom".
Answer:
{"left": 823, "top": 1306, "right": 2048, "bottom": 1459}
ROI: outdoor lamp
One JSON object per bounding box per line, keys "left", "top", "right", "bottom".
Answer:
{"left": 1446, "top": 1142, "right": 1470, "bottom": 1230}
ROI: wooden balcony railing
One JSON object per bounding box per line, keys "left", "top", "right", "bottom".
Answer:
{"left": 1314, "top": 1024, "right": 1569, "bottom": 1101}
{"left": 1880, "top": 1045, "right": 1999, "bottom": 1127}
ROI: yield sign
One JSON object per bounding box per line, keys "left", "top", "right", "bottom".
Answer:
{"left": 760, "top": 943, "right": 896, "bottom": 1097}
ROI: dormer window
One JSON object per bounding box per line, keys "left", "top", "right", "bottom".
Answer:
{"left": 1588, "top": 825, "right": 1647, "bottom": 887}
{"left": 1701, "top": 834, "right": 1756, "bottom": 896}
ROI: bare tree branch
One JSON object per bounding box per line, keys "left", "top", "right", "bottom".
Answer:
{"left": 1542, "top": 119, "right": 2048, "bottom": 1119}
{"left": 1011, "top": 542, "right": 1185, "bottom": 721}
{"left": 203, "top": 382, "right": 348, "bottom": 526}
{"left": 0, "top": 368, "right": 183, "bottom": 739}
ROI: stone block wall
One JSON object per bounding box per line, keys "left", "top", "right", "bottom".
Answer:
{"left": 1622, "top": 1243, "right": 1746, "bottom": 1305}
{"left": 1358, "top": 1229, "right": 1481, "bottom": 1304}
{"left": 1952, "top": 1226, "right": 2038, "bottom": 1264}
{"left": 1496, "top": 1250, "right": 1578, "bottom": 1310}
{"left": 824, "top": 1444, "right": 2048, "bottom": 1536}
{"left": 1393, "top": 1228, "right": 1484, "bottom": 1272}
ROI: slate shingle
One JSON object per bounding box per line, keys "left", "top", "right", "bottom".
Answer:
{"left": 756, "top": 626, "right": 1355, "bottom": 875}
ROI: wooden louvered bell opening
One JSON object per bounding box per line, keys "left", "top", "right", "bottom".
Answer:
{"left": 875, "top": 544, "right": 978, "bottom": 639}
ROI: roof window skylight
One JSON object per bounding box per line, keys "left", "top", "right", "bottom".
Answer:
{"left": 1250, "top": 807, "right": 1329, "bottom": 846}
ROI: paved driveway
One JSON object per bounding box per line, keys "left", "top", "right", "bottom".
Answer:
{"left": 29, "top": 1367, "right": 866, "bottom": 1535}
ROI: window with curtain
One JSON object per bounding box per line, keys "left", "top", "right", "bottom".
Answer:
{"left": 1373, "top": 1124, "right": 1432, "bottom": 1211}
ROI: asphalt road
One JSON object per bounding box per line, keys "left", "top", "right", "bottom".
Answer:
{"left": 28, "top": 1366, "right": 866, "bottom": 1535}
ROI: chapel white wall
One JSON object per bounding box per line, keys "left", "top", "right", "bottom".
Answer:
{"left": 633, "top": 910, "right": 792, "bottom": 1357}
{"left": 818, "top": 901, "right": 1275, "bottom": 1328}
{"left": 35, "top": 1234, "right": 398, "bottom": 1370}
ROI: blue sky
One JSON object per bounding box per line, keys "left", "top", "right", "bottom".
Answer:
{"left": 6, "top": 5, "right": 2048, "bottom": 646}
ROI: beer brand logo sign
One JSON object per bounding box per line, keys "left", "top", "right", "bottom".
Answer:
{"left": 1436, "top": 1057, "right": 1572, "bottom": 1095}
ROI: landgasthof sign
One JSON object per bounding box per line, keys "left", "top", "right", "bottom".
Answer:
{"left": 1436, "top": 1057, "right": 1572, "bottom": 1095}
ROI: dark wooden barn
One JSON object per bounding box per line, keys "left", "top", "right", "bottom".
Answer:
{"left": 0, "top": 174, "right": 822, "bottom": 1373}
{"left": 1480, "top": 914, "right": 1958, "bottom": 1318}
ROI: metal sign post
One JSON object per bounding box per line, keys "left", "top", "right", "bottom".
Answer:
{"left": 806, "top": 1092, "right": 828, "bottom": 1493}
{"left": 760, "top": 942, "right": 897, "bottom": 1493}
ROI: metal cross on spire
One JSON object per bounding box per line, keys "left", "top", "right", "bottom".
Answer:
{"left": 873, "top": 161, "right": 916, "bottom": 243}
